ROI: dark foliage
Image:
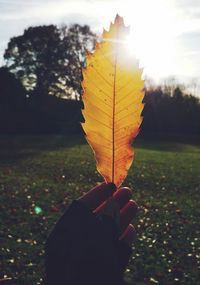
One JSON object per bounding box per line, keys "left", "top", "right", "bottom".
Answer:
{"left": 4, "top": 24, "right": 96, "bottom": 100}
{"left": 1, "top": 24, "right": 200, "bottom": 135}
{"left": 143, "top": 87, "right": 200, "bottom": 135}
{"left": 0, "top": 66, "right": 199, "bottom": 135}
{"left": 0, "top": 66, "right": 26, "bottom": 110}
{"left": 0, "top": 67, "right": 82, "bottom": 134}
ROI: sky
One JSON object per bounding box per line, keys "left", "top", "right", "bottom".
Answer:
{"left": 0, "top": 0, "right": 200, "bottom": 93}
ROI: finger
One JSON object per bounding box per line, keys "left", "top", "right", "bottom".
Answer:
{"left": 120, "top": 200, "right": 138, "bottom": 233}
{"left": 94, "top": 187, "right": 132, "bottom": 214}
{"left": 78, "top": 182, "right": 116, "bottom": 211}
{"left": 113, "top": 187, "right": 132, "bottom": 209}
{"left": 119, "top": 224, "right": 135, "bottom": 246}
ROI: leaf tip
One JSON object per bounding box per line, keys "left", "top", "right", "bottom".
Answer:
{"left": 114, "top": 14, "right": 125, "bottom": 26}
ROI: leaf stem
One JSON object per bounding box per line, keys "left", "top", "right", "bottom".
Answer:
{"left": 112, "top": 40, "right": 118, "bottom": 184}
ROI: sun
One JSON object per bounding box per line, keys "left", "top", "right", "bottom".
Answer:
{"left": 117, "top": 0, "right": 176, "bottom": 80}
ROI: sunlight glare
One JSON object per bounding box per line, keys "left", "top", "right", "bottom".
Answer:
{"left": 118, "top": 0, "right": 176, "bottom": 79}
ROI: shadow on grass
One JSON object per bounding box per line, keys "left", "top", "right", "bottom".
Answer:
{"left": 135, "top": 133, "right": 200, "bottom": 153}
{"left": 0, "top": 133, "right": 199, "bottom": 164}
{"left": 0, "top": 134, "right": 87, "bottom": 164}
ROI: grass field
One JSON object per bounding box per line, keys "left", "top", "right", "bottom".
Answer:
{"left": 0, "top": 135, "right": 200, "bottom": 285}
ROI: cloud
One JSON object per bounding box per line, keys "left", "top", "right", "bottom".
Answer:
{"left": 0, "top": 0, "right": 200, "bottom": 83}
{"left": 175, "top": 0, "right": 200, "bottom": 8}
{"left": 173, "top": 30, "right": 200, "bottom": 77}
{"left": 0, "top": 0, "right": 102, "bottom": 65}
{"left": 174, "top": 0, "right": 200, "bottom": 18}
{"left": 177, "top": 30, "right": 200, "bottom": 52}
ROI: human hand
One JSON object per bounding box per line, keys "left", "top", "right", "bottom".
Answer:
{"left": 45, "top": 182, "right": 138, "bottom": 285}
{"left": 79, "top": 182, "right": 138, "bottom": 246}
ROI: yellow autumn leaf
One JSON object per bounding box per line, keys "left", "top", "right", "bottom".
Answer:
{"left": 82, "top": 15, "right": 144, "bottom": 187}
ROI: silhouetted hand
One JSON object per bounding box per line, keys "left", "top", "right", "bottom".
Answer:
{"left": 45, "top": 182, "right": 138, "bottom": 285}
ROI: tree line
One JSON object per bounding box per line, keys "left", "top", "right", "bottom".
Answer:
{"left": 0, "top": 24, "right": 199, "bottom": 135}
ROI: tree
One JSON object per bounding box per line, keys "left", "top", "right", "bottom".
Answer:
{"left": 143, "top": 83, "right": 200, "bottom": 134}
{"left": 58, "top": 24, "right": 96, "bottom": 99}
{"left": 0, "top": 66, "right": 26, "bottom": 111}
{"left": 4, "top": 24, "right": 96, "bottom": 100}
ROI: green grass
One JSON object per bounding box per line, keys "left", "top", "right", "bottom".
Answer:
{"left": 0, "top": 135, "right": 200, "bottom": 285}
